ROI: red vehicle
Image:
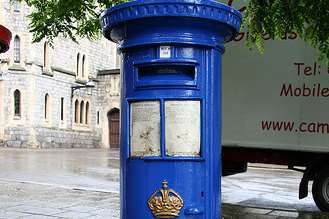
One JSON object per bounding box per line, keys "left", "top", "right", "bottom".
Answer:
{"left": 0, "top": 25, "right": 12, "bottom": 53}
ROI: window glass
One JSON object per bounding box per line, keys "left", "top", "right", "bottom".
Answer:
{"left": 13, "top": 0, "right": 20, "bottom": 12}
{"left": 14, "top": 36, "right": 20, "bottom": 63}
{"left": 60, "top": 97, "right": 64, "bottom": 121}
{"left": 74, "top": 100, "right": 79, "bottom": 123}
{"left": 85, "top": 102, "right": 89, "bottom": 124}
{"left": 82, "top": 55, "right": 85, "bottom": 78}
{"left": 14, "top": 89, "right": 21, "bottom": 116}
{"left": 80, "top": 101, "right": 84, "bottom": 124}
{"left": 43, "top": 42, "right": 49, "bottom": 68}
{"left": 76, "top": 53, "right": 80, "bottom": 76}
{"left": 44, "top": 94, "right": 49, "bottom": 119}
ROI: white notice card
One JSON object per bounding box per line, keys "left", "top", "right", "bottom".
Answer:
{"left": 165, "top": 101, "right": 201, "bottom": 156}
{"left": 130, "top": 101, "right": 160, "bottom": 157}
{"left": 159, "top": 46, "right": 171, "bottom": 58}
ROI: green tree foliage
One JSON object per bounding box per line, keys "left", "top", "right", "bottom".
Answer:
{"left": 20, "top": 0, "right": 328, "bottom": 63}
{"left": 243, "top": 0, "right": 328, "bottom": 64}
{"left": 22, "top": 0, "right": 126, "bottom": 43}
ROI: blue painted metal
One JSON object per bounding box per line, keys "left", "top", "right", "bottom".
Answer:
{"left": 101, "top": 1, "right": 241, "bottom": 218}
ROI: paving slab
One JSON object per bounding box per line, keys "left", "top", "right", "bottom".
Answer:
{"left": 54, "top": 211, "right": 96, "bottom": 219}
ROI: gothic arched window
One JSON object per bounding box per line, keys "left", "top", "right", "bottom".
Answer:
{"left": 43, "top": 42, "right": 49, "bottom": 68}
{"left": 14, "top": 89, "right": 21, "bottom": 116}
{"left": 76, "top": 53, "right": 80, "bottom": 77}
{"left": 13, "top": 0, "right": 20, "bottom": 12}
{"left": 80, "top": 101, "right": 84, "bottom": 124}
{"left": 74, "top": 100, "right": 79, "bottom": 123}
{"left": 82, "top": 55, "right": 85, "bottom": 78}
{"left": 44, "top": 93, "right": 50, "bottom": 119}
{"left": 85, "top": 102, "right": 89, "bottom": 124}
{"left": 13, "top": 36, "right": 20, "bottom": 63}
{"left": 60, "top": 97, "right": 64, "bottom": 121}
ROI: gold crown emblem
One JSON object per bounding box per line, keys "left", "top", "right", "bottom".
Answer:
{"left": 147, "top": 180, "right": 184, "bottom": 218}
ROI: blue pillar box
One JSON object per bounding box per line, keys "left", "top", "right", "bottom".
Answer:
{"left": 101, "top": 1, "right": 241, "bottom": 218}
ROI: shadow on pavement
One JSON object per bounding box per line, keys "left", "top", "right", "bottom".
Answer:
{"left": 223, "top": 203, "right": 329, "bottom": 219}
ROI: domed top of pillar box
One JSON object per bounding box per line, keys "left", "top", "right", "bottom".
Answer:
{"left": 0, "top": 25, "right": 12, "bottom": 53}
{"left": 101, "top": 0, "right": 242, "bottom": 51}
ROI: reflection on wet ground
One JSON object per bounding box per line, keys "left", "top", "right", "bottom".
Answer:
{"left": 0, "top": 148, "right": 328, "bottom": 218}
{"left": 0, "top": 148, "right": 119, "bottom": 193}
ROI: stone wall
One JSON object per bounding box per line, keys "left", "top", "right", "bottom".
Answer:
{"left": 3, "top": 127, "right": 32, "bottom": 148}
{"left": 0, "top": 0, "right": 120, "bottom": 148}
{"left": 96, "top": 69, "right": 121, "bottom": 148}
{"left": 33, "top": 127, "right": 101, "bottom": 149}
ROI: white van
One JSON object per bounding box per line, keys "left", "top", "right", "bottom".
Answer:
{"left": 222, "top": 31, "right": 329, "bottom": 211}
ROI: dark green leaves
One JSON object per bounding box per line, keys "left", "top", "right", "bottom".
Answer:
{"left": 244, "top": 0, "right": 329, "bottom": 64}
{"left": 22, "top": 0, "right": 127, "bottom": 44}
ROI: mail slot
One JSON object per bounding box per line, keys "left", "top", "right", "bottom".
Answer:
{"left": 135, "top": 60, "right": 199, "bottom": 88}
{"left": 101, "top": 0, "right": 241, "bottom": 218}
{"left": 139, "top": 64, "right": 195, "bottom": 79}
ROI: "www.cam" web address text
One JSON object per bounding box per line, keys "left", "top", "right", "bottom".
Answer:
{"left": 261, "top": 120, "right": 329, "bottom": 134}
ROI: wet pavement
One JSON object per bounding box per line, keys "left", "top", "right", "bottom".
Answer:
{"left": 222, "top": 165, "right": 318, "bottom": 212}
{"left": 0, "top": 148, "right": 119, "bottom": 193}
{"left": 0, "top": 148, "right": 328, "bottom": 218}
{"left": 0, "top": 180, "right": 119, "bottom": 218}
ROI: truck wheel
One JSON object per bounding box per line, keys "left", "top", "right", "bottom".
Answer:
{"left": 312, "top": 168, "right": 329, "bottom": 212}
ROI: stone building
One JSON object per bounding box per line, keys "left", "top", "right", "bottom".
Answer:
{"left": 0, "top": 0, "right": 121, "bottom": 149}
